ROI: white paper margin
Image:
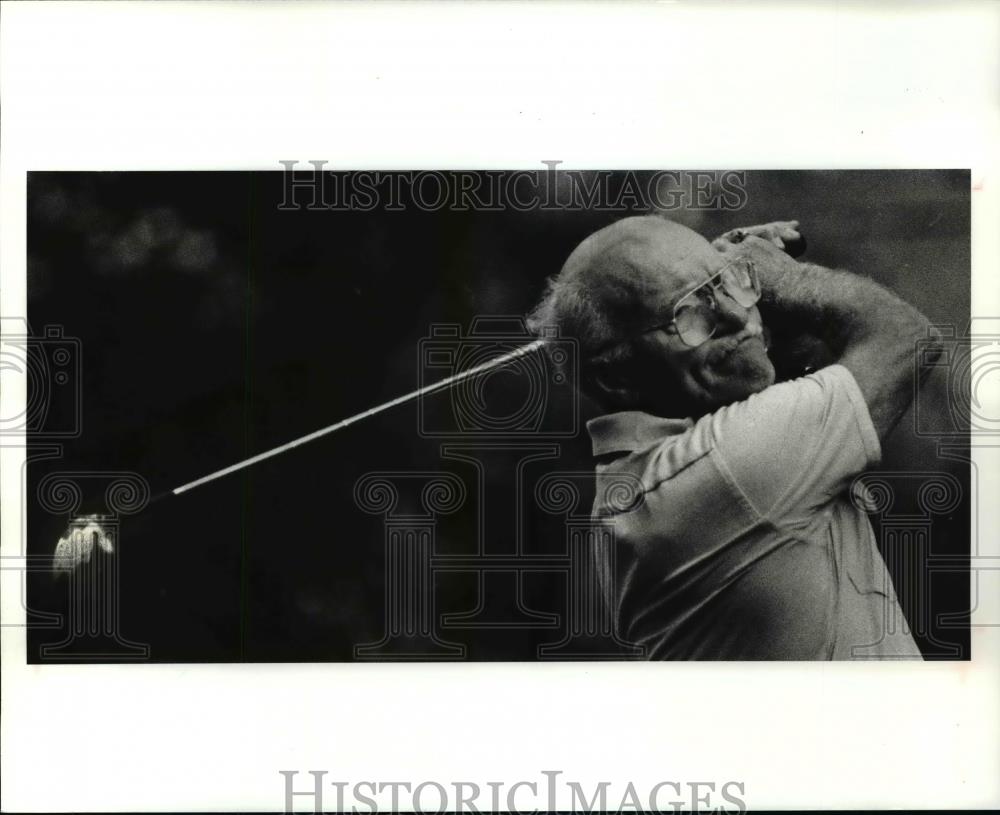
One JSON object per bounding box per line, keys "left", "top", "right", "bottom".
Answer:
{"left": 2, "top": 1, "right": 998, "bottom": 811}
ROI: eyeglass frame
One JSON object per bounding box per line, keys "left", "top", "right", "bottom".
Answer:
{"left": 588, "top": 257, "right": 762, "bottom": 358}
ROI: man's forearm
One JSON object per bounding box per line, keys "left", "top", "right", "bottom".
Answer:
{"left": 718, "top": 222, "right": 931, "bottom": 357}
{"left": 759, "top": 260, "right": 932, "bottom": 358}
{"left": 730, "top": 235, "right": 942, "bottom": 440}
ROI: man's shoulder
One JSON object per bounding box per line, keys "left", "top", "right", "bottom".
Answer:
{"left": 591, "top": 365, "right": 874, "bottom": 521}
{"left": 591, "top": 420, "right": 719, "bottom": 520}
{"left": 706, "top": 364, "right": 879, "bottom": 465}
{"left": 595, "top": 367, "right": 843, "bottom": 477}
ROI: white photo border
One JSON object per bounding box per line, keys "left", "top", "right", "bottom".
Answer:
{"left": 2, "top": 1, "right": 998, "bottom": 811}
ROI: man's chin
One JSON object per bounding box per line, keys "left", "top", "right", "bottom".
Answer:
{"left": 703, "top": 354, "right": 775, "bottom": 407}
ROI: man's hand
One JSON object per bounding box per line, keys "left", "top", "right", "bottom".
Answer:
{"left": 722, "top": 236, "right": 941, "bottom": 443}
{"left": 717, "top": 233, "right": 803, "bottom": 284}
{"left": 713, "top": 220, "right": 806, "bottom": 257}
{"left": 718, "top": 235, "right": 838, "bottom": 381}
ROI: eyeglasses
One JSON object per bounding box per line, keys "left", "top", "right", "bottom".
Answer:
{"left": 592, "top": 257, "right": 762, "bottom": 355}
{"left": 665, "top": 257, "right": 761, "bottom": 346}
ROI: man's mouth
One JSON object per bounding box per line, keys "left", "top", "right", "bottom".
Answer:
{"left": 716, "top": 331, "right": 764, "bottom": 359}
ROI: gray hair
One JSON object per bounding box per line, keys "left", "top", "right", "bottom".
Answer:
{"left": 526, "top": 270, "right": 636, "bottom": 375}
{"left": 526, "top": 216, "right": 681, "bottom": 376}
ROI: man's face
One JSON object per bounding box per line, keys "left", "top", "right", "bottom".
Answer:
{"left": 613, "top": 221, "right": 776, "bottom": 415}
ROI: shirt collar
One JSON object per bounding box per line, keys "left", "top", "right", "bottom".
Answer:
{"left": 587, "top": 410, "right": 695, "bottom": 458}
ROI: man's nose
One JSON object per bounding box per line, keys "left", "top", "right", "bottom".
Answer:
{"left": 714, "top": 289, "right": 750, "bottom": 333}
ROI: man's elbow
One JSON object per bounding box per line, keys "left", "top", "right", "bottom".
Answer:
{"left": 910, "top": 321, "right": 947, "bottom": 391}
{"left": 917, "top": 321, "right": 946, "bottom": 366}
{"left": 923, "top": 323, "right": 946, "bottom": 360}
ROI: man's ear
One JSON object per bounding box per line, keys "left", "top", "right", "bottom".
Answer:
{"left": 587, "top": 357, "right": 638, "bottom": 409}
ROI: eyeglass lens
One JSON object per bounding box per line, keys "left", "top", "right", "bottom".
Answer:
{"left": 674, "top": 260, "right": 760, "bottom": 346}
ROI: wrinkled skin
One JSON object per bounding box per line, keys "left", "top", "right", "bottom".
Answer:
{"left": 578, "top": 216, "right": 833, "bottom": 417}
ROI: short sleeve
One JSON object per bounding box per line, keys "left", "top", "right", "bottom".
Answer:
{"left": 702, "top": 364, "right": 881, "bottom": 524}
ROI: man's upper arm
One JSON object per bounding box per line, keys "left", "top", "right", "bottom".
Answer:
{"left": 839, "top": 323, "right": 943, "bottom": 443}
{"left": 703, "top": 365, "right": 881, "bottom": 524}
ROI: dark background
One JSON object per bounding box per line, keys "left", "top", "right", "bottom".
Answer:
{"left": 25, "top": 170, "right": 970, "bottom": 661}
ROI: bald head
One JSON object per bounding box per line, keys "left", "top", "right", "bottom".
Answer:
{"left": 529, "top": 215, "right": 774, "bottom": 416}
{"left": 529, "top": 216, "right": 724, "bottom": 355}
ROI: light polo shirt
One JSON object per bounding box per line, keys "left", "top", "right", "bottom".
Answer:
{"left": 588, "top": 364, "right": 921, "bottom": 660}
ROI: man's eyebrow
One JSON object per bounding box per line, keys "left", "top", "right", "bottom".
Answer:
{"left": 658, "top": 269, "right": 718, "bottom": 311}
{"left": 649, "top": 282, "right": 698, "bottom": 321}
{"left": 674, "top": 262, "right": 730, "bottom": 302}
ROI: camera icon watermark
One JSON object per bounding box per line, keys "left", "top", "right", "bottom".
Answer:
{"left": 417, "top": 316, "right": 578, "bottom": 438}
{"left": 914, "top": 318, "right": 1000, "bottom": 439}
{"left": 0, "top": 317, "right": 82, "bottom": 439}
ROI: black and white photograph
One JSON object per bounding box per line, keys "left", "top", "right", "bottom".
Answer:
{"left": 22, "top": 168, "right": 972, "bottom": 663}
{"left": 2, "top": 2, "right": 998, "bottom": 813}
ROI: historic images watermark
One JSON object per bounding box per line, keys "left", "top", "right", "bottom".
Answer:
{"left": 278, "top": 162, "right": 749, "bottom": 213}
{"left": 279, "top": 770, "right": 748, "bottom": 813}
{"left": 416, "top": 318, "right": 577, "bottom": 438}
{"left": 911, "top": 318, "right": 1000, "bottom": 641}
{"left": 0, "top": 317, "right": 82, "bottom": 441}
{"left": 839, "top": 318, "right": 1000, "bottom": 657}
{"left": 353, "top": 316, "right": 991, "bottom": 661}
{"left": 1, "top": 317, "right": 150, "bottom": 660}
{"left": 913, "top": 317, "right": 1000, "bottom": 440}
{"left": 352, "top": 316, "right": 645, "bottom": 659}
